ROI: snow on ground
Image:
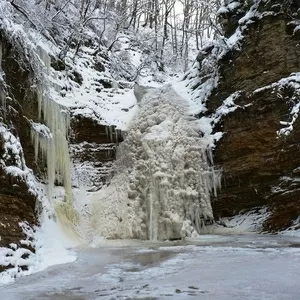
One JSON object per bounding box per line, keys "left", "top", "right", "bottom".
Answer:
{"left": 1, "top": 235, "right": 300, "bottom": 299}
{"left": 171, "top": 76, "right": 203, "bottom": 115}
{"left": 171, "top": 76, "right": 228, "bottom": 148}
{"left": 203, "top": 207, "right": 270, "bottom": 235}
{"left": 280, "top": 216, "right": 300, "bottom": 237}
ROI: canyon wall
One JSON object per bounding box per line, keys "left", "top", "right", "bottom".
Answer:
{"left": 201, "top": 0, "right": 300, "bottom": 231}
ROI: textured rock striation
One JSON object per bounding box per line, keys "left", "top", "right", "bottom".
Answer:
{"left": 70, "top": 116, "right": 122, "bottom": 190}
{"left": 197, "top": 0, "right": 300, "bottom": 231}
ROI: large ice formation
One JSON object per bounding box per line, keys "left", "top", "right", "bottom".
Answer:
{"left": 88, "top": 85, "right": 221, "bottom": 241}
{"left": 30, "top": 47, "right": 78, "bottom": 232}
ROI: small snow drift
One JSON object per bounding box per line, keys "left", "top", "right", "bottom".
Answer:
{"left": 88, "top": 84, "right": 221, "bottom": 241}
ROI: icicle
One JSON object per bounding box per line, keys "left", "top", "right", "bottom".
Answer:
{"left": 115, "top": 129, "right": 119, "bottom": 144}
{"left": 109, "top": 125, "right": 113, "bottom": 143}
{"left": 32, "top": 47, "right": 78, "bottom": 233}
{"left": 37, "top": 45, "right": 51, "bottom": 75}
{"left": 149, "top": 189, "right": 154, "bottom": 240}
{"left": 37, "top": 84, "right": 43, "bottom": 121}
{"left": 105, "top": 125, "right": 109, "bottom": 138}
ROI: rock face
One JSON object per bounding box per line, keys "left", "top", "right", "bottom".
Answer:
{"left": 203, "top": 0, "right": 300, "bottom": 231}
{"left": 0, "top": 31, "right": 38, "bottom": 252}
{"left": 70, "top": 116, "right": 122, "bottom": 190}
{"left": 0, "top": 169, "right": 36, "bottom": 256}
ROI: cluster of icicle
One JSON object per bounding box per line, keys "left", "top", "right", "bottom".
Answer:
{"left": 88, "top": 85, "right": 221, "bottom": 241}
{"left": 30, "top": 47, "right": 78, "bottom": 232}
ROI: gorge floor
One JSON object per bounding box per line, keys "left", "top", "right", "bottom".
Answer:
{"left": 1, "top": 234, "right": 300, "bottom": 300}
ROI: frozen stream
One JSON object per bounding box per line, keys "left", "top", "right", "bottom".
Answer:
{"left": 1, "top": 235, "right": 300, "bottom": 300}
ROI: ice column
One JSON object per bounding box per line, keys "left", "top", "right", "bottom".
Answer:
{"left": 31, "top": 47, "right": 77, "bottom": 229}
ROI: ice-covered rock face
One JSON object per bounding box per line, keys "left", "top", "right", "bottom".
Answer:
{"left": 88, "top": 85, "right": 221, "bottom": 241}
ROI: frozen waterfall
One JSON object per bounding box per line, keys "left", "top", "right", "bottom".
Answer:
{"left": 28, "top": 45, "right": 221, "bottom": 242}
{"left": 31, "top": 47, "right": 78, "bottom": 234}
{"left": 88, "top": 84, "right": 221, "bottom": 241}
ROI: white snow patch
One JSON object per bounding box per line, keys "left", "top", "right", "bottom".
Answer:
{"left": 205, "top": 207, "right": 270, "bottom": 235}
{"left": 252, "top": 72, "right": 300, "bottom": 136}
{"left": 280, "top": 216, "right": 300, "bottom": 237}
